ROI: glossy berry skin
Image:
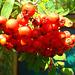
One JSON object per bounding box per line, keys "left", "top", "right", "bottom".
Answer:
{"left": 22, "top": 3, "right": 35, "bottom": 17}
{"left": 6, "top": 19, "right": 19, "bottom": 31}
{"left": 0, "top": 16, "right": 7, "bottom": 28}
{"left": 70, "top": 34, "right": 75, "bottom": 42}
{"left": 40, "top": 14, "right": 50, "bottom": 24}
{"left": 64, "top": 31, "right": 71, "bottom": 38}
{"left": 18, "top": 26, "right": 31, "bottom": 36}
{"left": 21, "top": 37, "right": 32, "bottom": 46}
{"left": 58, "top": 32, "right": 66, "bottom": 40}
{"left": 49, "top": 12, "right": 59, "bottom": 24}
{"left": 17, "top": 13, "right": 28, "bottom": 26}
{"left": 41, "top": 23, "right": 53, "bottom": 34}
{"left": 63, "top": 38, "right": 73, "bottom": 47}
{"left": 57, "top": 16, "right": 65, "bottom": 27}
{"left": 1, "top": 37, "right": 7, "bottom": 45}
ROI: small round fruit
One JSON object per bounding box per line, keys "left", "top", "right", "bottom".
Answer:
{"left": 6, "top": 19, "right": 19, "bottom": 31}
{"left": 1, "top": 37, "right": 7, "bottom": 45}
{"left": 22, "top": 3, "right": 35, "bottom": 17}
{"left": 64, "top": 31, "right": 71, "bottom": 38}
{"left": 57, "top": 16, "right": 65, "bottom": 27}
{"left": 17, "top": 13, "right": 28, "bottom": 26}
{"left": 0, "top": 16, "right": 7, "bottom": 28}
{"left": 40, "top": 14, "right": 50, "bottom": 24}
{"left": 18, "top": 26, "right": 31, "bottom": 36}
{"left": 49, "top": 12, "right": 59, "bottom": 24}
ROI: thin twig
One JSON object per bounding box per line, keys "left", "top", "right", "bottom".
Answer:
{"left": 16, "top": 0, "right": 23, "bottom": 6}
{"left": 55, "top": 0, "right": 58, "bottom": 9}
{"left": 33, "top": 0, "right": 39, "bottom": 5}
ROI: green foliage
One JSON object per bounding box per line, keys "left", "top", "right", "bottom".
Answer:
{"left": 61, "top": 68, "right": 74, "bottom": 75}
{"left": 19, "top": 52, "right": 50, "bottom": 72}
{"left": 1, "top": 0, "right": 15, "bottom": 19}
{"left": 48, "top": 65, "right": 56, "bottom": 75}
{"left": 0, "top": 0, "right": 2, "bottom": 8}
{"left": 53, "top": 53, "right": 66, "bottom": 61}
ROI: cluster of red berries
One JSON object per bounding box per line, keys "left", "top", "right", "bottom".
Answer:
{"left": 0, "top": 3, "right": 75, "bottom": 57}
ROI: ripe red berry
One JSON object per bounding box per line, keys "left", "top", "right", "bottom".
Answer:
{"left": 6, "top": 19, "right": 19, "bottom": 31}
{"left": 49, "top": 12, "right": 59, "bottom": 24}
{"left": 0, "top": 16, "right": 7, "bottom": 28}
{"left": 22, "top": 3, "right": 35, "bottom": 17}
{"left": 18, "top": 26, "right": 31, "bottom": 36}
{"left": 0, "top": 37, "right": 7, "bottom": 45}
{"left": 17, "top": 13, "right": 29, "bottom": 26}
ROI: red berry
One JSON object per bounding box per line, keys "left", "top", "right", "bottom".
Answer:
{"left": 18, "top": 26, "right": 31, "bottom": 36}
{"left": 0, "top": 16, "right": 7, "bottom": 28}
{"left": 6, "top": 19, "right": 19, "bottom": 31}
{"left": 22, "top": 3, "right": 35, "bottom": 17}
{"left": 17, "top": 13, "right": 29, "bottom": 26}
{"left": 49, "top": 12, "right": 59, "bottom": 24}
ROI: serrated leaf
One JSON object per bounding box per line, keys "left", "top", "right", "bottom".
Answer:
{"left": 61, "top": 68, "right": 74, "bottom": 75}
{"left": 0, "top": 0, "right": 2, "bottom": 8}
{"left": 45, "top": 1, "right": 54, "bottom": 9}
{"left": 1, "top": 0, "right": 15, "bottom": 19}
{"left": 48, "top": 65, "right": 56, "bottom": 75}
{"left": 53, "top": 53, "right": 66, "bottom": 61}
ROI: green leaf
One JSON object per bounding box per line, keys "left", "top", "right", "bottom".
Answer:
{"left": 1, "top": 0, "right": 15, "bottom": 19}
{"left": 45, "top": 1, "right": 54, "bottom": 9}
{"left": 48, "top": 65, "right": 56, "bottom": 75}
{"left": 39, "top": 59, "right": 45, "bottom": 69}
{"left": 56, "top": 61, "right": 65, "bottom": 67}
{"left": 0, "top": 0, "right": 2, "bottom": 8}
{"left": 59, "top": 9, "right": 69, "bottom": 16}
{"left": 18, "top": 53, "right": 25, "bottom": 62}
{"left": 53, "top": 53, "right": 66, "bottom": 61}
{"left": 28, "top": 60, "right": 34, "bottom": 70}
{"left": 55, "top": 7, "right": 63, "bottom": 13}
{"left": 0, "top": 51, "right": 3, "bottom": 59}
{"left": 61, "top": 68, "right": 74, "bottom": 75}
{"left": 33, "top": 60, "right": 40, "bottom": 72}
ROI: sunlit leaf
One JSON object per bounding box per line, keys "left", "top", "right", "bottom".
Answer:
{"left": 61, "top": 68, "right": 74, "bottom": 75}
{"left": 0, "top": 0, "right": 2, "bottom": 8}
{"left": 53, "top": 53, "right": 66, "bottom": 61}
{"left": 1, "top": 0, "right": 15, "bottom": 19}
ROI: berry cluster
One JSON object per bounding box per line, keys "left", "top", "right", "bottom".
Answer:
{"left": 0, "top": 3, "right": 75, "bottom": 57}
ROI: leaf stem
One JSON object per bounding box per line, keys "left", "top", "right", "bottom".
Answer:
{"left": 33, "top": 0, "right": 39, "bottom": 5}
{"left": 16, "top": 0, "right": 23, "bottom": 6}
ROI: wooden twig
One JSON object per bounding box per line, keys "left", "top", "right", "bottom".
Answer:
{"left": 33, "top": 0, "right": 39, "bottom": 5}
{"left": 55, "top": 0, "right": 58, "bottom": 9}
{"left": 16, "top": 0, "right": 23, "bottom": 6}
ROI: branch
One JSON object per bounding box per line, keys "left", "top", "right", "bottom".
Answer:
{"left": 55, "top": 0, "right": 58, "bottom": 9}
{"left": 33, "top": 0, "right": 39, "bottom": 5}
{"left": 16, "top": 0, "right": 23, "bottom": 6}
